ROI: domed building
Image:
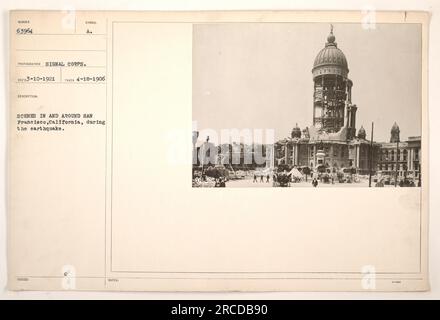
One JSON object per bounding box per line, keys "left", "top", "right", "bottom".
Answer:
{"left": 390, "top": 122, "right": 400, "bottom": 143}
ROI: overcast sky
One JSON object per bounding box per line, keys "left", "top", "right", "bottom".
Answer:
{"left": 192, "top": 23, "right": 422, "bottom": 144}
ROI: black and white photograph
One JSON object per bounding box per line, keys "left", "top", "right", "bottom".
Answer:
{"left": 3, "top": 7, "right": 435, "bottom": 297}
{"left": 192, "top": 23, "right": 422, "bottom": 188}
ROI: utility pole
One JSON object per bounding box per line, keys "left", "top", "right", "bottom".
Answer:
{"left": 368, "top": 122, "right": 374, "bottom": 187}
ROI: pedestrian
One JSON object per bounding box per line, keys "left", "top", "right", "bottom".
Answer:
{"left": 253, "top": 173, "right": 257, "bottom": 183}
{"left": 266, "top": 174, "right": 270, "bottom": 183}
{"left": 260, "top": 174, "right": 264, "bottom": 183}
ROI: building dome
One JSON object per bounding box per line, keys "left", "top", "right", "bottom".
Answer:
{"left": 291, "top": 123, "right": 301, "bottom": 139}
{"left": 313, "top": 45, "right": 348, "bottom": 69}
{"left": 312, "top": 26, "right": 348, "bottom": 78}
{"left": 390, "top": 122, "right": 400, "bottom": 143}
{"left": 357, "top": 126, "right": 366, "bottom": 139}
{"left": 391, "top": 122, "right": 400, "bottom": 133}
